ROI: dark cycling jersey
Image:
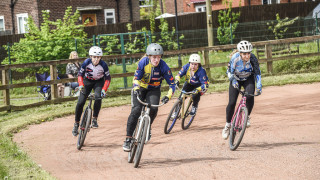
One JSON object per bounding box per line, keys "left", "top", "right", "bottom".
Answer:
{"left": 78, "top": 58, "right": 111, "bottom": 91}
{"left": 177, "top": 63, "right": 209, "bottom": 94}
{"left": 133, "top": 56, "right": 175, "bottom": 98}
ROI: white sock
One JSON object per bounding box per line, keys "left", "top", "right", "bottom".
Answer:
{"left": 226, "top": 123, "right": 231, "bottom": 127}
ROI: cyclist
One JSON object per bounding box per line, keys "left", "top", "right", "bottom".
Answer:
{"left": 122, "top": 43, "right": 175, "bottom": 152}
{"left": 174, "top": 54, "right": 209, "bottom": 116}
{"left": 72, "top": 46, "right": 111, "bottom": 136}
{"left": 222, "top": 40, "right": 262, "bottom": 140}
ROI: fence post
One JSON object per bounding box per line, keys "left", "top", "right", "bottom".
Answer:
{"left": 2, "top": 69, "right": 10, "bottom": 110}
{"left": 265, "top": 44, "right": 273, "bottom": 73}
{"left": 202, "top": 49, "right": 212, "bottom": 81}
{"left": 93, "top": 35, "right": 96, "bottom": 46}
{"left": 50, "top": 65, "right": 58, "bottom": 99}
{"left": 7, "top": 43, "right": 12, "bottom": 84}
{"left": 230, "top": 23, "right": 233, "bottom": 44}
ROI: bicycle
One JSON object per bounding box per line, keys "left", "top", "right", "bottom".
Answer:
{"left": 77, "top": 92, "right": 101, "bottom": 150}
{"left": 127, "top": 95, "right": 165, "bottom": 168}
{"left": 164, "top": 86, "right": 196, "bottom": 134}
{"left": 229, "top": 87, "right": 260, "bottom": 151}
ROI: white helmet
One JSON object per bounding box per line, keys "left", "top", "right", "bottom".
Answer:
{"left": 189, "top": 54, "right": 201, "bottom": 64}
{"left": 237, "top": 40, "right": 253, "bottom": 53}
{"left": 89, "top": 46, "right": 103, "bottom": 56}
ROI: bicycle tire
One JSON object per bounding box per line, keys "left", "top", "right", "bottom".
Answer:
{"left": 77, "top": 107, "right": 92, "bottom": 150}
{"left": 229, "top": 106, "right": 248, "bottom": 151}
{"left": 134, "top": 117, "right": 148, "bottom": 168}
{"left": 181, "top": 98, "right": 195, "bottom": 130}
{"left": 128, "top": 129, "right": 137, "bottom": 163}
{"left": 164, "top": 100, "right": 182, "bottom": 134}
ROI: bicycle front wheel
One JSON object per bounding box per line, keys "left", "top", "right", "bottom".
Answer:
{"left": 181, "top": 98, "right": 195, "bottom": 130}
{"left": 77, "top": 107, "right": 92, "bottom": 150}
{"left": 164, "top": 100, "right": 182, "bottom": 134}
{"left": 229, "top": 106, "right": 248, "bottom": 151}
{"left": 128, "top": 128, "right": 137, "bottom": 163}
{"left": 134, "top": 117, "right": 149, "bottom": 168}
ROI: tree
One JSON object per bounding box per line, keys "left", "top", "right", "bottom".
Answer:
{"left": 3, "top": 6, "right": 88, "bottom": 72}
{"left": 217, "top": 0, "right": 241, "bottom": 45}
{"left": 267, "top": 13, "right": 299, "bottom": 40}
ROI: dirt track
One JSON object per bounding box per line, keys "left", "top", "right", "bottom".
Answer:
{"left": 14, "top": 83, "right": 320, "bottom": 180}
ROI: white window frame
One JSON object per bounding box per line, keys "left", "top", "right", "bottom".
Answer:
{"left": 17, "top": 13, "right": 28, "bottom": 34}
{"left": 104, "top": 9, "right": 116, "bottom": 24}
{"left": 195, "top": 4, "right": 206, "bottom": 12}
{"left": 262, "top": 0, "right": 280, "bottom": 4}
{"left": 0, "top": 16, "right": 5, "bottom": 31}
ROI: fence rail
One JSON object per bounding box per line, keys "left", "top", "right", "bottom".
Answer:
{"left": 1, "top": 35, "right": 320, "bottom": 112}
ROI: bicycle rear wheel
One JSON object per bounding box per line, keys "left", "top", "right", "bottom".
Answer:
{"left": 128, "top": 129, "right": 137, "bottom": 163}
{"left": 164, "top": 100, "right": 182, "bottom": 134}
{"left": 134, "top": 118, "right": 148, "bottom": 168}
{"left": 77, "top": 107, "right": 92, "bottom": 150}
{"left": 229, "top": 106, "right": 248, "bottom": 151}
{"left": 181, "top": 98, "right": 195, "bottom": 130}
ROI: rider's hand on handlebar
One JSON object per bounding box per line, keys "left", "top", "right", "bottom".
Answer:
{"left": 175, "top": 80, "right": 180, "bottom": 87}
{"left": 192, "top": 89, "right": 199, "bottom": 94}
{"left": 133, "top": 88, "right": 141, "bottom": 98}
{"left": 256, "top": 87, "right": 262, "bottom": 95}
{"left": 161, "top": 96, "right": 169, "bottom": 104}
{"left": 101, "top": 89, "right": 106, "bottom": 98}
{"left": 232, "top": 79, "right": 239, "bottom": 89}
{"left": 79, "top": 85, "right": 84, "bottom": 93}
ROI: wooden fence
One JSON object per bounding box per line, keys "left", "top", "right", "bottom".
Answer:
{"left": 1, "top": 35, "right": 320, "bottom": 112}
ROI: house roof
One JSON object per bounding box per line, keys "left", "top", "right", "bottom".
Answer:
{"left": 76, "top": 6, "right": 103, "bottom": 11}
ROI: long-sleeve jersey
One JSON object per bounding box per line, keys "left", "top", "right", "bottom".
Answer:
{"left": 78, "top": 58, "right": 111, "bottom": 91}
{"left": 227, "top": 52, "right": 261, "bottom": 87}
{"left": 133, "top": 56, "right": 175, "bottom": 98}
{"left": 176, "top": 63, "right": 209, "bottom": 94}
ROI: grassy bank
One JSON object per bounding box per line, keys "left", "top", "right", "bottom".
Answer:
{"left": 1, "top": 71, "right": 320, "bottom": 179}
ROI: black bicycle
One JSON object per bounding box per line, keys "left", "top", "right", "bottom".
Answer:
{"left": 77, "top": 93, "right": 101, "bottom": 150}
{"left": 128, "top": 95, "right": 165, "bottom": 168}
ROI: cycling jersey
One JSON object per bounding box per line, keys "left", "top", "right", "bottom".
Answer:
{"left": 176, "top": 63, "right": 209, "bottom": 94}
{"left": 228, "top": 52, "right": 261, "bottom": 87}
{"left": 133, "top": 56, "right": 175, "bottom": 98}
{"left": 78, "top": 58, "right": 111, "bottom": 91}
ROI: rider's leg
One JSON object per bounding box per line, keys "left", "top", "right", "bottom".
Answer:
{"left": 91, "top": 79, "right": 104, "bottom": 128}
{"left": 226, "top": 81, "right": 240, "bottom": 124}
{"left": 75, "top": 79, "right": 94, "bottom": 123}
{"left": 243, "top": 75, "right": 255, "bottom": 115}
{"left": 146, "top": 88, "right": 161, "bottom": 125}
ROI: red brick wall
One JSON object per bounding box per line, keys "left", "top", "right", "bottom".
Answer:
{"left": 1, "top": 0, "right": 140, "bottom": 34}
{"left": 164, "top": 0, "right": 184, "bottom": 15}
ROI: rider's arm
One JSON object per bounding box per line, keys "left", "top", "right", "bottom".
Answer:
{"left": 227, "top": 53, "right": 238, "bottom": 81}
{"left": 162, "top": 63, "right": 176, "bottom": 99}
{"left": 77, "top": 58, "right": 90, "bottom": 86}
{"left": 175, "top": 64, "right": 188, "bottom": 83}
{"left": 132, "top": 58, "right": 146, "bottom": 90}
{"left": 250, "top": 54, "right": 262, "bottom": 89}
{"left": 196, "top": 69, "right": 209, "bottom": 95}
{"left": 101, "top": 61, "right": 112, "bottom": 92}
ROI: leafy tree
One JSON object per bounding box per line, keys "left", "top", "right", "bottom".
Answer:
{"left": 267, "top": 13, "right": 299, "bottom": 39}
{"left": 217, "top": 0, "right": 241, "bottom": 45}
{"left": 3, "top": 6, "right": 88, "bottom": 72}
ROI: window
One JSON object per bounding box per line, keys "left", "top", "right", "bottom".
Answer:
{"left": 195, "top": 5, "right": 206, "bottom": 12}
{"left": 262, "top": 0, "right": 280, "bottom": 4}
{"left": 104, "top": 9, "right": 115, "bottom": 24}
{"left": 17, "top": 13, "right": 28, "bottom": 34}
{"left": 0, "top": 16, "right": 5, "bottom": 31}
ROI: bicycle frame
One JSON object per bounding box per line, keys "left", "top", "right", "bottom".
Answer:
{"left": 231, "top": 95, "right": 247, "bottom": 131}
{"left": 179, "top": 91, "right": 194, "bottom": 120}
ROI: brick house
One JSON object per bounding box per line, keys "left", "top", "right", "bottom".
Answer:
{"left": 160, "top": 0, "right": 312, "bottom": 15}
{"left": 0, "top": 0, "right": 140, "bottom": 35}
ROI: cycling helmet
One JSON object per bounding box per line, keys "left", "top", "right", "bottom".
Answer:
{"left": 89, "top": 46, "right": 103, "bottom": 56}
{"left": 237, "top": 40, "right": 253, "bottom": 53}
{"left": 189, "top": 54, "right": 201, "bottom": 64}
{"left": 146, "top": 43, "right": 163, "bottom": 56}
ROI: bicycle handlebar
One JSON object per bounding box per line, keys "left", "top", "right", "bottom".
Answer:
{"left": 136, "top": 95, "right": 165, "bottom": 107}
{"left": 176, "top": 85, "right": 197, "bottom": 95}
{"left": 80, "top": 91, "right": 103, "bottom": 100}
{"left": 236, "top": 87, "right": 260, "bottom": 97}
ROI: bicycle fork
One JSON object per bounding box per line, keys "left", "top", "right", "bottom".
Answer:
{"left": 136, "top": 108, "right": 151, "bottom": 144}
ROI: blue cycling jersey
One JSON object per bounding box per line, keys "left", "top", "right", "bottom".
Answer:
{"left": 178, "top": 63, "right": 209, "bottom": 93}
{"left": 133, "top": 56, "right": 175, "bottom": 96}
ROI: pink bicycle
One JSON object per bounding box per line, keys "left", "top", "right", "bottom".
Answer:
{"left": 229, "top": 88, "right": 260, "bottom": 151}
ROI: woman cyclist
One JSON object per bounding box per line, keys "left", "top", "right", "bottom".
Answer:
{"left": 174, "top": 54, "right": 209, "bottom": 116}
{"left": 122, "top": 43, "right": 175, "bottom": 151}
{"left": 222, "top": 40, "right": 262, "bottom": 140}
{"left": 72, "top": 46, "right": 111, "bottom": 136}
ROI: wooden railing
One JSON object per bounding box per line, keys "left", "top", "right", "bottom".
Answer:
{"left": 1, "top": 35, "right": 320, "bottom": 112}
